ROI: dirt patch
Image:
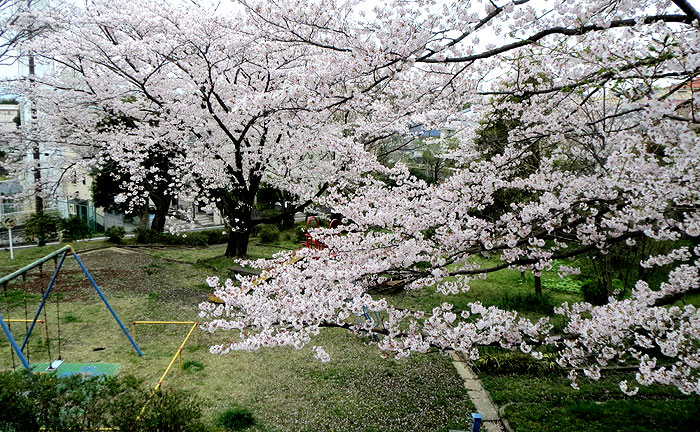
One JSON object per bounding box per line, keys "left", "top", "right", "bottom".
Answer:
{"left": 4, "top": 249, "right": 210, "bottom": 305}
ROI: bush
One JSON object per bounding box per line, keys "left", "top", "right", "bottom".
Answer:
{"left": 0, "top": 371, "right": 38, "bottom": 432}
{"left": 134, "top": 228, "right": 229, "bottom": 247}
{"left": 134, "top": 226, "right": 155, "bottom": 243}
{"left": 200, "top": 229, "right": 227, "bottom": 245}
{"left": 295, "top": 225, "right": 308, "bottom": 243}
{"left": 114, "top": 388, "right": 209, "bottom": 432}
{"left": 581, "top": 279, "right": 609, "bottom": 305}
{"left": 497, "top": 292, "right": 556, "bottom": 315}
{"left": 23, "top": 212, "right": 62, "bottom": 246}
{"left": 282, "top": 230, "right": 295, "bottom": 242}
{"left": 105, "top": 226, "right": 126, "bottom": 244}
{"left": 0, "top": 371, "right": 208, "bottom": 432}
{"left": 258, "top": 224, "right": 280, "bottom": 243}
{"left": 473, "top": 350, "right": 561, "bottom": 375}
{"left": 217, "top": 405, "right": 255, "bottom": 431}
{"left": 60, "top": 215, "right": 92, "bottom": 242}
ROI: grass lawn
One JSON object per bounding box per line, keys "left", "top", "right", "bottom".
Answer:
{"left": 1, "top": 239, "right": 474, "bottom": 431}
{"left": 385, "top": 258, "right": 700, "bottom": 432}
{"left": 2, "top": 238, "right": 699, "bottom": 431}
{"left": 481, "top": 371, "right": 700, "bottom": 432}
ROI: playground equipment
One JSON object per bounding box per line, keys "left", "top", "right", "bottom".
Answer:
{"left": 299, "top": 216, "right": 339, "bottom": 250}
{"left": 0, "top": 245, "right": 143, "bottom": 374}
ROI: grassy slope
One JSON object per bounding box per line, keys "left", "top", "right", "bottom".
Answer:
{"left": 1, "top": 239, "right": 473, "bottom": 432}
{"left": 3, "top": 239, "right": 699, "bottom": 431}
{"left": 386, "top": 258, "right": 700, "bottom": 432}
{"left": 482, "top": 372, "right": 700, "bottom": 432}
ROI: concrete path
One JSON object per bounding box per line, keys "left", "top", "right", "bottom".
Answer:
{"left": 451, "top": 352, "right": 506, "bottom": 432}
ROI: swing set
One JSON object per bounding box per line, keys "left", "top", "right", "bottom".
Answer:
{"left": 0, "top": 245, "right": 142, "bottom": 374}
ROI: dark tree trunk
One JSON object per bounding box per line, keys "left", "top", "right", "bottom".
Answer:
{"left": 150, "top": 194, "right": 171, "bottom": 233}
{"left": 280, "top": 210, "right": 295, "bottom": 230}
{"left": 139, "top": 205, "right": 149, "bottom": 228}
{"left": 225, "top": 228, "right": 251, "bottom": 257}
{"left": 603, "top": 255, "right": 614, "bottom": 298}
{"left": 218, "top": 193, "right": 255, "bottom": 258}
{"left": 534, "top": 274, "right": 542, "bottom": 296}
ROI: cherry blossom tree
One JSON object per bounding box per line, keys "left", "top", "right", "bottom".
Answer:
{"left": 8, "top": 0, "right": 700, "bottom": 395}
{"left": 197, "top": 0, "right": 700, "bottom": 396}
{"left": 15, "top": 0, "right": 438, "bottom": 255}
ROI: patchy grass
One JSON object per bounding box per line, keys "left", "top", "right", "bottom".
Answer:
{"left": 0, "top": 244, "right": 474, "bottom": 431}
{"left": 385, "top": 261, "right": 581, "bottom": 323}
{"left": 6, "top": 239, "right": 694, "bottom": 431}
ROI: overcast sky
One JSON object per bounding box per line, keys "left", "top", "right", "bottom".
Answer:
{"left": 1, "top": 0, "right": 699, "bottom": 83}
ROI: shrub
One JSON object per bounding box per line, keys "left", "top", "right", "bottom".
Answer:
{"left": 24, "top": 212, "right": 62, "bottom": 246}
{"left": 581, "top": 279, "right": 609, "bottom": 305}
{"left": 473, "top": 351, "right": 561, "bottom": 375}
{"left": 60, "top": 215, "right": 92, "bottom": 242}
{"left": 134, "top": 227, "right": 155, "bottom": 243}
{"left": 200, "top": 229, "right": 227, "bottom": 245}
{"left": 217, "top": 405, "right": 255, "bottom": 431}
{"left": 105, "top": 226, "right": 126, "bottom": 244}
{"left": 0, "top": 371, "right": 38, "bottom": 432}
{"left": 115, "top": 389, "right": 209, "bottom": 432}
{"left": 0, "top": 371, "right": 208, "bottom": 432}
{"left": 258, "top": 224, "right": 280, "bottom": 243}
{"left": 134, "top": 228, "right": 219, "bottom": 247}
{"left": 282, "top": 230, "right": 295, "bottom": 242}
{"left": 497, "top": 292, "right": 556, "bottom": 315}
{"left": 295, "top": 225, "right": 308, "bottom": 243}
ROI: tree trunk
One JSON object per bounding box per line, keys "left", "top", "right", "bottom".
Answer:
{"left": 150, "top": 194, "right": 171, "bottom": 233}
{"left": 534, "top": 274, "right": 542, "bottom": 296}
{"left": 225, "top": 228, "right": 251, "bottom": 257}
{"left": 216, "top": 186, "right": 258, "bottom": 258}
{"left": 139, "top": 205, "right": 149, "bottom": 228}
{"left": 221, "top": 200, "right": 253, "bottom": 257}
{"left": 603, "top": 254, "right": 614, "bottom": 298}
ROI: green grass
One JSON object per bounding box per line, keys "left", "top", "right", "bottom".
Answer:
{"left": 502, "top": 399, "right": 700, "bottom": 432}
{"left": 0, "top": 240, "right": 115, "bottom": 275}
{"left": 381, "top": 257, "right": 700, "bottom": 432}
{"left": 0, "top": 240, "right": 474, "bottom": 432}
{"left": 480, "top": 371, "right": 700, "bottom": 431}
{"left": 385, "top": 261, "right": 581, "bottom": 323}
{"left": 4, "top": 237, "right": 696, "bottom": 431}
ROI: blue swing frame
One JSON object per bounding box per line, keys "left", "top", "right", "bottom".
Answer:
{"left": 1, "top": 245, "right": 142, "bottom": 373}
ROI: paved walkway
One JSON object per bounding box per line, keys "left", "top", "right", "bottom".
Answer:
{"left": 451, "top": 352, "right": 506, "bottom": 432}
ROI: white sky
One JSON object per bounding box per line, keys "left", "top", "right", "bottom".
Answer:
{"left": 1, "top": 0, "right": 699, "bottom": 83}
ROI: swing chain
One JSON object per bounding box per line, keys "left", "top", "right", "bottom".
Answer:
{"left": 3, "top": 281, "right": 16, "bottom": 370}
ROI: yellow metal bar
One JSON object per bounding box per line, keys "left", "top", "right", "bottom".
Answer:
{"left": 4, "top": 319, "right": 48, "bottom": 345}
{"left": 154, "top": 322, "right": 198, "bottom": 390}
{"left": 179, "top": 351, "right": 183, "bottom": 374}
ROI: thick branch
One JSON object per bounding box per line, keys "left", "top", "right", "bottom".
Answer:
{"left": 419, "top": 15, "right": 693, "bottom": 64}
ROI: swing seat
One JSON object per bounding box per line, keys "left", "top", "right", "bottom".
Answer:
{"left": 49, "top": 359, "right": 64, "bottom": 370}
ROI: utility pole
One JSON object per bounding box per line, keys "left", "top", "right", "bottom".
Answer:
{"left": 29, "top": 52, "right": 44, "bottom": 214}
{"left": 29, "top": 52, "right": 42, "bottom": 213}
{"left": 23, "top": 0, "right": 42, "bottom": 213}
